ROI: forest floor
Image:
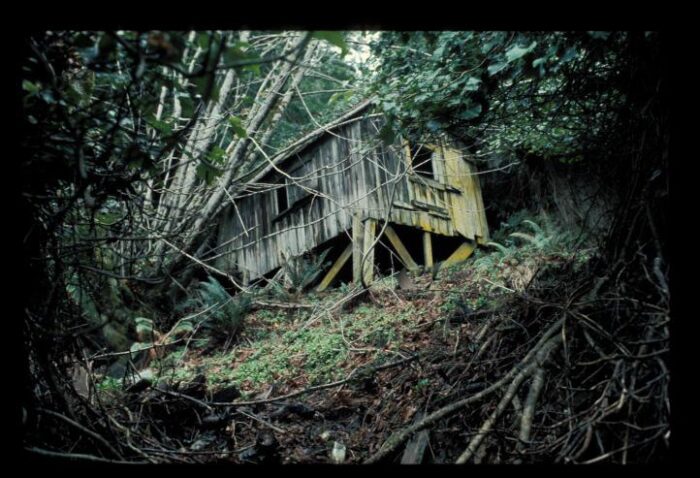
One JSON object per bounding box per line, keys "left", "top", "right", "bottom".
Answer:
{"left": 96, "top": 215, "right": 595, "bottom": 463}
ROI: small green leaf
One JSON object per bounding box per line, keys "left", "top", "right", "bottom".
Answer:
{"left": 426, "top": 119, "right": 441, "bottom": 132}
{"left": 243, "top": 63, "right": 261, "bottom": 75}
{"left": 224, "top": 45, "right": 258, "bottom": 65}
{"left": 192, "top": 74, "right": 220, "bottom": 102}
{"left": 196, "top": 162, "right": 224, "bottom": 185}
{"left": 378, "top": 123, "right": 396, "bottom": 146}
{"left": 487, "top": 62, "right": 507, "bottom": 76}
{"left": 207, "top": 145, "right": 226, "bottom": 165}
{"left": 462, "top": 76, "right": 482, "bottom": 92}
{"left": 312, "top": 31, "right": 348, "bottom": 56}
{"left": 560, "top": 47, "right": 578, "bottom": 63}
{"left": 459, "top": 103, "right": 482, "bottom": 120}
{"left": 505, "top": 41, "right": 537, "bottom": 62}
{"left": 22, "top": 80, "right": 40, "bottom": 94}
{"left": 147, "top": 116, "right": 173, "bottom": 135}
{"left": 228, "top": 116, "right": 247, "bottom": 138}
{"left": 328, "top": 90, "right": 353, "bottom": 105}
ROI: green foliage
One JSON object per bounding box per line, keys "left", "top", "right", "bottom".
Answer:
{"left": 179, "top": 276, "right": 252, "bottom": 347}
{"left": 312, "top": 31, "right": 349, "bottom": 56}
{"left": 368, "top": 31, "right": 637, "bottom": 165}
{"left": 228, "top": 116, "right": 247, "bottom": 138}
{"left": 97, "top": 376, "right": 123, "bottom": 392}
{"left": 281, "top": 249, "right": 332, "bottom": 294}
{"left": 134, "top": 317, "right": 154, "bottom": 338}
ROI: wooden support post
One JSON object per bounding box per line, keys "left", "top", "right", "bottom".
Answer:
{"left": 316, "top": 243, "right": 352, "bottom": 292}
{"left": 352, "top": 214, "right": 363, "bottom": 284}
{"left": 440, "top": 240, "right": 476, "bottom": 271}
{"left": 363, "top": 219, "right": 377, "bottom": 285}
{"left": 423, "top": 231, "right": 433, "bottom": 270}
{"left": 384, "top": 225, "right": 420, "bottom": 273}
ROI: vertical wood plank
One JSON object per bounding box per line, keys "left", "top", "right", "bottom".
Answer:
{"left": 352, "top": 214, "right": 364, "bottom": 284}
{"left": 363, "top": 218, "right": 377, "bottom": 285}
{"left": 423, "top": 231, "right": 433, "bottom": 269}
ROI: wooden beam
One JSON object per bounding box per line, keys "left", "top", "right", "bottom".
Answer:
{"left": 316, "top": 243, "right": 352, "bottom": 292}
{"left": 384, "top": 225, "right": 419, "bottom": 272}
{"left": 440, "top": 240, "right": 476, "bottom": 270}
{"left": 352, "top": 214, "right": 363, "bottom": 284}
{"left": 423, "top": 231, "right": 433, "bottom": 269}
{"left": 363, "top": 219, "right": 377, "bottom": 285}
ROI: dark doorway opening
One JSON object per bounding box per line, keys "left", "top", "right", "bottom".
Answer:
{"left": 411, "top": 144, "right": 435, "bottom": 179}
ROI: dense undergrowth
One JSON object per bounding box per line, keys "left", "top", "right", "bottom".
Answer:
{"left": 31, "top": 206, "right": 669, "bottom": 464}
{"left": 97, "top": 210, "right": 584, "bottom": 397}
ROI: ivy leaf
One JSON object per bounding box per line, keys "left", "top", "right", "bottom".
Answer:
{"left": 243, "top": 63, "right": 261, "bottom": 76}
{"left": 96, "top": 33, "right": 117, "bottom": 61}
{"left": 147, "top": 116, "right": 173, "bottom": 136}
{"left": 378, "top": 122, "right": 396, "bottom": 146}
{"left": 505, "top": 41, "right": 538, "bottom": 63}
{"left": 426, "top": 119, "right": 442, "bottom": 132}
{"left": 487, "top": 62, "right": 507, "bottom": 76}
{"left": 462, "top": 76, "right": 482, "bottom": 93}
{"left": 207, "top": 145, "right": 226, "bottom": 165}
{"left": 312, "top": 31, "right": 348, "bottom": 56}
{"left": 532, "top": 57, "right": 548, "bottom": 77}
{"left": 179, "top": 95, "right": 195, "bottom": 119}
{"left": 196, "top": 162, "right": 223, "bottom": 185}
{"left": 196, "top": 32, "right": 210, "bottom": 50}
{"left": 224, "top": 42, "right": 261, "bottom": 70}
{"left": 459, "top": 103, "right": 482, "bottom": 120}
{"left": 192, "top": 74, "right": 220, "bottom": 102}
{"left": 22, "top": 80, "right": 40, "bottom": 94}
{"left": 532, "top": 57, "right": 547, "bottom": 68}
{"left": 560, "top": 47, "right": 578, "bottom": 63}
{"left": 228, "top": 116, "right": 247, "bottom": 138}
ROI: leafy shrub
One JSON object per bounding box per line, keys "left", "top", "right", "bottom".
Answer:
{"left": 180, "top": 276, "right": 252, "bottom": 348}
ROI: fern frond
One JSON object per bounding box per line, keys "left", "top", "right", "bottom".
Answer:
{"left": 509, "top": 232, "right": 539, "bottom": 245}
{"left": 486, "top": 241, "right": 510, "bottom": 254}
{"left": 522, "top": 220, "right": 544, "bottom": 236}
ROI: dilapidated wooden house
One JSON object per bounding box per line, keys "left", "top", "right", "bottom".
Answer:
{"left": 214, "top": 100, "right": 489, "bottom": 290}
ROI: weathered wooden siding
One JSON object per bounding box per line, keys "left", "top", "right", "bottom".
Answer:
{"left": 213, "top": 113, "right": 488, "bottom": 281}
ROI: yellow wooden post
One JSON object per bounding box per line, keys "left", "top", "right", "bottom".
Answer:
{"left": 316, "top": 243, "right": 352, "bottom": 292}
{"left": 423, "top": 231, "right": 433, "bottom": 270}
{"left": 440, "top": 240, "right": 476, "bottom": 271}
{"left": 363, "top": 219, "right": 377, "bottom": 285}
{"left": 352, "top": 214, "right": 364, "bottom": 284}
{"left": 384, "top": 225, "right": 419, "bottom": 273}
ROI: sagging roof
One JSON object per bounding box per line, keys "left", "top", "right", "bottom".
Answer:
{"left": 245, "top": 99, "right": 376, "bottom": 184}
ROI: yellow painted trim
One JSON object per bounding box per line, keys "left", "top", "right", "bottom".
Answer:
{"left": 440, "top": 240, "right": 476, "bottom": 270}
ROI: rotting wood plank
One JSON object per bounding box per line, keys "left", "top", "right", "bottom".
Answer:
{"left": 363, "top": 218, "right": 377, "bottom": 285}
{"left": 423, "top": 231, "right": 433, "bottom": 269}
{"left": 384, "top": 225, "right": 420, "bottom": 272}
{"left": 400, "top": 412, "right": 430, "bottom": 464}
{"left": 440, "top": 240, "right": 476, "bottom": 271}
{"left": 352, "top": 214, "right": 364, "bottom": 284}
{"left": 316, "top": 243, "right": 352, "bottom": 292}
